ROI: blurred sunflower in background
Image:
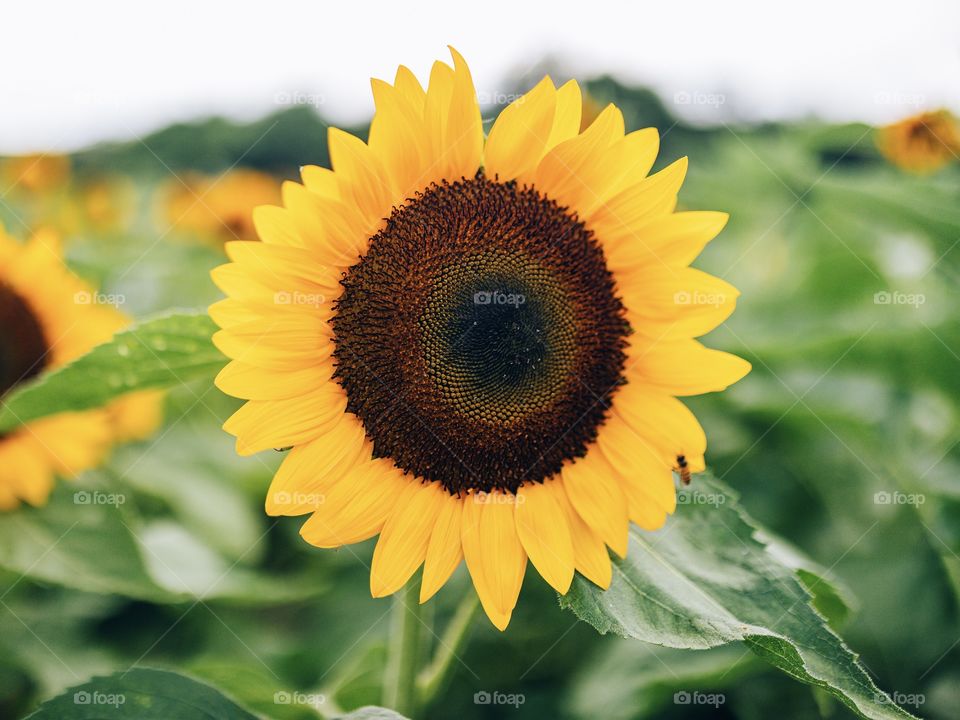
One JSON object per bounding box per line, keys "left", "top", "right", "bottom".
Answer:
{"left": 162, "top": 168, "right": 281, "bottom": 243}
{"left": 0, "top": 154, "right": 71, "bottom": 195}
{"left": 212, "top": 48, "right": 749, "bottom": 629}
{"left": 876, "top": 109, "right": 960, "bottom": 173}
{"left": 0, "top": 226, "right": 163, "bottom": 510}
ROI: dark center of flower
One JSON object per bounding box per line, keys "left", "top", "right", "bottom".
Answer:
{"left": 0, "top": 282, "right": 48, "bottom": 398}
{"left": 332, "top": 174, "right": 629, "bottom": 494}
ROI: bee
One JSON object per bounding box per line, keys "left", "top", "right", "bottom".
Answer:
{"left": 675, "top": 454, "right": 692, "bottom": 486}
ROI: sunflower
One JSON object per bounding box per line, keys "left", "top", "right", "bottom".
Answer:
{"left": 876, "top": 110, "right": 960, "bottom": 174}
{"left": 0, "top": 226, "right": 163, "bottom": 510}
{"left": 0, "top": 154, "right": 71, "bottom": 195}
{"left": 211, "top": 49, "right": 749, "bottom": 630}
{"left": 162, "top": 168, "right": 281, "bottom": 243}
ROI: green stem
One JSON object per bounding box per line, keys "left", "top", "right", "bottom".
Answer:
{"left": 417, "top": 591, "right": 481, "bottom": 706}
{"left": 383, "top": 580, "right": 422, "bottom": 716}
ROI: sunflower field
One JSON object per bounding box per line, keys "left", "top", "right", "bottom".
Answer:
{"left": 1, "top": 51, "right": 959, "bottom": 720}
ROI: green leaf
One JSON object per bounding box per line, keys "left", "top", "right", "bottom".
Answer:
{"left": 559, "top": 477, "right": 918, "bottom": 720}
{"left": 187, "top": 662, "right": 325, "bottom": 720}
{"left": 0, "top": 310, "right": 224, "bottom": 433}
{"left": 759, "top": 531, "right": 857, "bottom": 628}
{"left": 0, "top": 482, "right": 326, "bottom": 605}
{"left": 568, "top": 641, "right": 754, "bottom": 720}
{"left": 0, "top": 484, "right": 181, "bottom": 602}
{"left": 25, "top": 667, "right": 259, "bottom": 719}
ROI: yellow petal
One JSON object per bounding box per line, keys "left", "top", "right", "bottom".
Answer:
{"left": 420, "top": 493, "right": 464, "bottom": 603}
{"left": 523, "top": 103, "right": 624, "bottom": 202}
{"left": 223, "top": 389, "right": 346, "bottom": 455}
{"left": 299, "top": 459, "right": 408, "bottom": 547}
{"left": 612, "top": 385, "right": 707, "bottom": 471}
{"left": 484, "top": 76, "right": 557, "bottom": 181}
{"left": 597, "top": 418, "right": 677, "bottom": 515}
{"left": 328, "top": 127, "right": 397, "bottom": 225}
{"left": 215, "top": 360, "right": 333, "bottom": 401}
{"left": 589, "top": 157, "right": 688, "bottom": 242}
{"left": 224, "top": 241, "right": 341, "bottom": 292}
{"left": 369, "top": 78, "right": 429, "bottom": 200}
{"left": 461, "top": 490, "right": 526, "bottom": 630}
{"left": 515, "top": 481, "right": 574, "bottom": 593}
{"left": 371, "top": 481, "right": 445, "bottom": 597}
{"left": 423, "top": 51, "right": 483, "bottom": 183}
{"left": 561, "top": 452, "right": 629, "bottom": 558}
{"left": 619, "top": 267, "right": 740, "bottom": 340}
{"left": 553, "top": 484, "right": 612, "bottom": 589}
{"left": 281, "top": 181, "right": 368, "bottom": 265}
{"left": 212, "top": 316, "right": 332, "bottom": 371}
{"left": 30, "top": 412, "right": 113, "bottom": 476}
{"left": 252, "top": 205, "right": 303, "bottom": 247}
{"left": 265, "top": 416, "right": 368, "bottom": 515}
{"left": 444, "top": 47, "right": 484, "bottom": 180}
{"left": 394, "top": 65, "right": 426, "bottom": 109}
{"left": 0, "top": 434, "right": 55, "bottom": 506}
{"left": 300, "top": 165, "right": 341, "bottom": 200}
{"left": 546, "top": 80, "right": 583, "bottom": 151}
{"left": 605, "top": 211, "right": 728, "bottom": 271}
{"left": 558, "top": 127, "right": 661, "bottom": 219}
{"left": 626, "top": 339, "right": 751, "bottom": 396}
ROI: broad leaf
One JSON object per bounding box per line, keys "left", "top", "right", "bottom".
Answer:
{"left": 568, "top": 641, "right": 755, "bottom": 720}
{"left": 0, "top": 483, "right": 326, "bottom": 604}
{"left": 26, "top": 667, "right": 258, "bottom": 719}
{"left": 560, "top": 477, "right": 918, "bottom": 720}
{"left": 0, "top": 310, "right": 223, "bottom": 432}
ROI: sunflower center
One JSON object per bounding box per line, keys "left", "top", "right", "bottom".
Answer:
{"left": 332, "top": 175, "right": 629, "bottom": 494}
{"left": 0, "top": 282, "right": 48, "bottom": 398}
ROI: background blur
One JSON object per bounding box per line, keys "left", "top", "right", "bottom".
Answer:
{"left": 1, "top": 2, "right": 959, "bottom": 718}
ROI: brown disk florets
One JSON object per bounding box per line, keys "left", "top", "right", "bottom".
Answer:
{"left": 332, "top": 174, "right": 629, "bottom": 494}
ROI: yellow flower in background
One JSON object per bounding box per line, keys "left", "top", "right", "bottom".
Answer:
{"left": 876, "top": 110, "right": 960, "bottom": 174}
{"left": 211, "top": 49, "right": 749, "bottom": 630}
{"left": 0, "top": 227, "right": 163, "bottom": 510}
{"left": 0, "top": 154, "right": 71, "bottom": 195}
{"left": 77, "top": 175, "right": 137, "bottom": 233}
{"left": 162, "top": 168, "right": 281, "bottom": 243}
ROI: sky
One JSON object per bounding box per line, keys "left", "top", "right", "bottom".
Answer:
{"left": 2, "top": 0, "right": 958, "bottom": 153}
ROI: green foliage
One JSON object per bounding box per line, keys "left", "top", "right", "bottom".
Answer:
{"left": 560, "top": 478, "right": 916, "bottom": 720}
{"left": 0, "top": 311, "right": 224, "bottom": 433}
{"left": 25, "top": 668, "right": 259, "bottom": 719}
{"left": 2, "top": 75, "right": 959, "bottom": 720}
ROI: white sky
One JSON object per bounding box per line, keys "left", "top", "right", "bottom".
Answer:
{"left": 2, "top": 0, "right": 958, "bottom": 153}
